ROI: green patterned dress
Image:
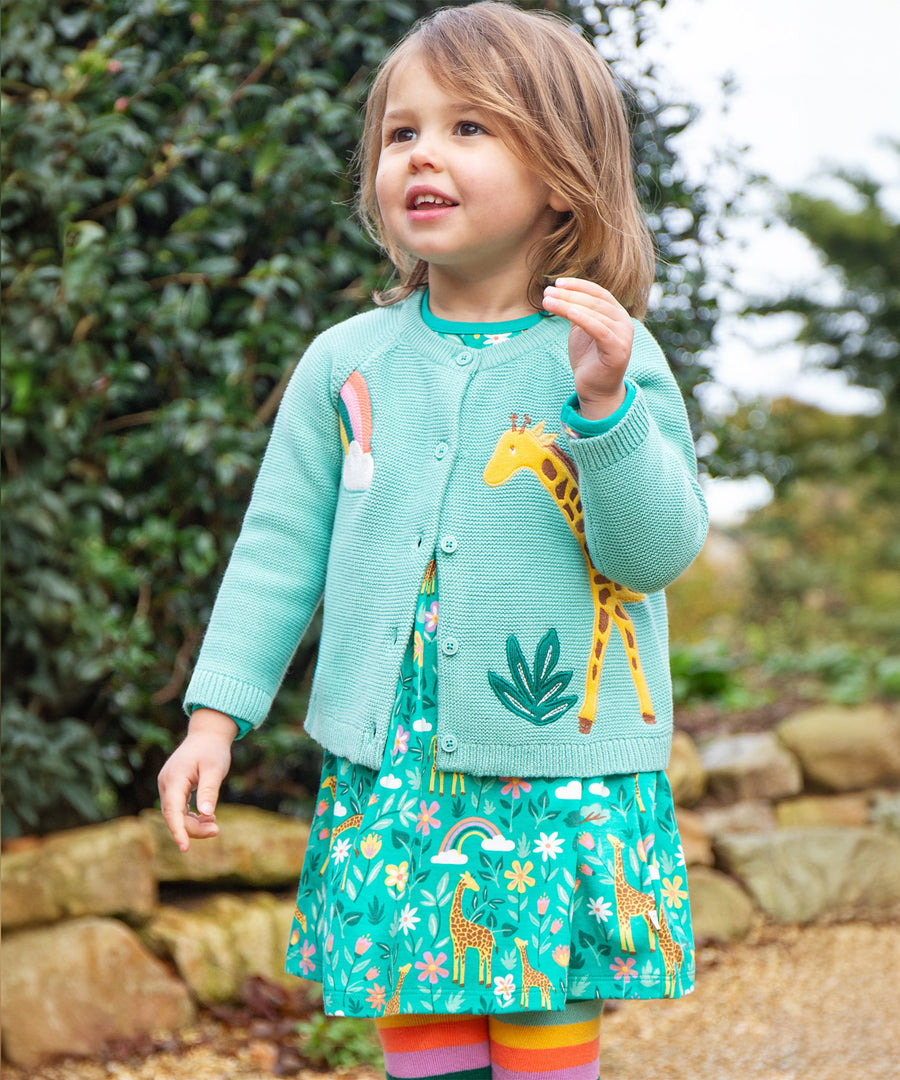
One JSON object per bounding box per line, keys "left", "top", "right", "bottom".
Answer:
{"left": 285, "top": 300, "right": 694, "bottom": 1016}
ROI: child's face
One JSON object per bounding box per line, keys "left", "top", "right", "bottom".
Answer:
{"left": 375, "top": 52, "right": 566, "bottom": 294}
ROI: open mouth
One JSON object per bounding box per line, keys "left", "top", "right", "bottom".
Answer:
{"left": 407, "top": 190, "right": 458, "bottom": 210}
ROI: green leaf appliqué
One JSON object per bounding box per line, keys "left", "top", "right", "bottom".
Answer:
{"left": 488, "top": 629, "right": 576, "bottom": 726}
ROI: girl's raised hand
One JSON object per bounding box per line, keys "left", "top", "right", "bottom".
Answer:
{"left": 542, "top": 278, "right": 634, "bottom": 421}
{"left": 157, "top": 708, "right": 237, "bottom": 852}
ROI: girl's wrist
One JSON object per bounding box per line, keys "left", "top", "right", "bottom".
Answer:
{"left": 576, "top": 384, "right": 627, "bottom": 422}
{"left": 187, "top": 707, "right": 239, "bottom": 742}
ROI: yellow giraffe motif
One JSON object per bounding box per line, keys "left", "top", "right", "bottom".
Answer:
{"left": 450, "top": 871, "right": 495, "bottom": 986}
{"left": 634, "top": 773, "right": 646, "bottom": 813}
{"left": 318, "top": 813, "right": 362, "bottom": 893}
{"left": 606, "top": 834, "right": 659, "bottom": 954}
{"left": 484, "top": 416, "right": 655, "bottom": 732}
{"left": 656, "top": 904, "right": 685, "bottom": 998}
{"left": 320, "top": 775, "right": 338, "bottom": 799}
{"left": 513, "top": 938, "right": 553, "bottom": 1009}
{"left": 383, "top": 963, "right": 412, "bottom": 1016}
{"left": 422, "top": 558, "right": 436, "bottom": 595}
{"left": 428, "top": 735, "right": 466, "bottom": 797}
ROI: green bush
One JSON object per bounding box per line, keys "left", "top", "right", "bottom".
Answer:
{"left": 1, "top": 0, "right": 444, "bottom": 836}
{"left": 669, "top": 641, "right": 751, "bottom": 709}
{"left": 296, "top": 1013, "right": 382, "bottom": 1070}
{"left": 1, "top": 0, "right": 721, "bottom": 836}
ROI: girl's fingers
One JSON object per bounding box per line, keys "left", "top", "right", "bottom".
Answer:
{"left": 159, "top": 785, "right": 219, "bottom": 851}
{"left": 559, "top": 304, "right": 618, "bottom": 340}
{"left": 195, "top": 766, "right": 224, "bottom": 818}
{"left": 557, "top": 304, "right": 629, "bottom": 356}
{"left": 545, "top": 278, "right": 620, "bottom": 313}
{"left": 544, "top": 288, "right": 626, "bottom": 332}
{"left": 159, "top": 775, "right": 193, "bottom": 851}
{"left": 553, "top": 277, "right": 616, "bottom": 302}
{"left": 183, "top": 812, "right": 221, "bottom": 840}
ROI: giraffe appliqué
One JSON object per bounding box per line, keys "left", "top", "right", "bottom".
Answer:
{"left": 484, "top": 414, "right": 655, "bottom": 733}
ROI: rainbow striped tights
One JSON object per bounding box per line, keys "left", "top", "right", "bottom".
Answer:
{"left": 375, "top": 1000, "right": 602, "bottom": 1080}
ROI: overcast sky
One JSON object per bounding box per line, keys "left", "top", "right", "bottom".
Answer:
{"left": 646, "top": 0, "right": 899, "bottom": 196}
{"left": 625, "top": 0, "right": 899, "bottom": 521}
{"left": 636, "top": 0, "right": 898, "bottom": 405}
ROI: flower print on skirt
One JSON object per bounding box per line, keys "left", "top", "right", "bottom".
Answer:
{"left": 286, "top": 564, "right": 694, "bottom": 1017}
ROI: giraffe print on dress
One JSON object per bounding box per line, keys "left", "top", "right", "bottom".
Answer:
{"left": 383, "top": 963, "right": 412, "bottom": 1016}
{"left": 606, "top": 834, "right": 659, "bottom": 954}
{"left": 513, "top": 938, "right": 554, "bottom": 1009}
{"left": 449, "top": 871, "right": 496, "bottom": 986}
{"left": 656, "top": 905, "right": 685, "bottom": 998}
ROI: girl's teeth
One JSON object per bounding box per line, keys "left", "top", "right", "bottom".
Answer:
{"left": 415, "top": 195, "right": 450, "bottom": 206}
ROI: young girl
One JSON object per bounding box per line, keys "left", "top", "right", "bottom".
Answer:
{"left": 158, "top": 4, "right": 708, "bottom": 1078}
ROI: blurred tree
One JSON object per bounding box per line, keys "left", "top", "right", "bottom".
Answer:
{"left": 581, "top": 0, "right": 726, "bottom": 436}
{"left": 680, "top": 157, "right": 900, "bottom": 706}
{"left": 774, "top": 158, "right": 899, "bottom": 410}
{"left": 1, "top": 0, "right": 727, "bottom": 835}
{"left": 706, "top": 153, "right": 899, "bottom": 488}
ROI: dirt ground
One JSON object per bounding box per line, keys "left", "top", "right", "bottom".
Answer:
{"left": 3, "top": 921, "right": 898, "bottom": 1080}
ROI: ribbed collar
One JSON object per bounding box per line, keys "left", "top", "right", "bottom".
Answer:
{"left": 420, "top": 290, "right": 548, "bottom": 336}
{"left": 393, "top": 290, "right": 566, "bottom": 370}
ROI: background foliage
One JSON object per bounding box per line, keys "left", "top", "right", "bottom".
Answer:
{"left": 668, "top": 158, "right": 900, "bottom": 714}
{"left": 3, "top": 0, "right": 725, "bottom": 836}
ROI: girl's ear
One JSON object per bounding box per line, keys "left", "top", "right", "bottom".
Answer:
{"left": 549, "top": 190, "right": 571, "bottom": 212}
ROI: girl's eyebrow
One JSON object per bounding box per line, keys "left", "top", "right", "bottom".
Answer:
{"left": 382, "top": 101, "right": 482, "bottom": 123}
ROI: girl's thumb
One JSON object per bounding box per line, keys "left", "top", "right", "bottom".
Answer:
{"left": 197, "top": 784, "right": 219, "bottom": 817}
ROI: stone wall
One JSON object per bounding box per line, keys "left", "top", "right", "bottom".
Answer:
{"left": 3, "top": 703, "right": 899, "bottom": 1069}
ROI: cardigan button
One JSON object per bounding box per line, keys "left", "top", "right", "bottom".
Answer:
{"left": 441, "top": 637, "right": 459, "bottom": 656}
{"left": 455, "top": 352, "right": 473, "bottom": 366}
{"left": 440, "top": 535, "right": 458, "bottom": 554}
{"left": 434, "top": 441, "right": 449, "bottom": 459}
{"left": 440, "top": 733, "right": 458, "bottom": 752}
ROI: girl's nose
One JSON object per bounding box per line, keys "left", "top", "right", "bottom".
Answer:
{"left": 408, "top": 138, "right": 441, "bottom": 173}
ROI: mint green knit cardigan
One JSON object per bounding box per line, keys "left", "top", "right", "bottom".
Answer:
{"left": 184, "top": 292, "right": 707, "bottom": 778}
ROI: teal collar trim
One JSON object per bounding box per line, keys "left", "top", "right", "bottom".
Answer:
{"left": 420, "top": 290, "right": 548, "bottom": 336}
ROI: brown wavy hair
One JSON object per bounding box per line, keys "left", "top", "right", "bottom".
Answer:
{"left": 357, "top": 1, "right": 655, "bottom": 316}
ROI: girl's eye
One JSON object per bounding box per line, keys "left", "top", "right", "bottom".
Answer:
{"left": 389, "top": 127, "right": 416, "bottom": 144}
{"left": 456, "top": 121, "right": 484, "bottom": 137}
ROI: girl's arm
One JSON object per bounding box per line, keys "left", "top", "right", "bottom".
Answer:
{"left": 543, "top": 277, "right": 708, "bottom": 593}
{"left": 182, "top": 339, "right": 343, "bottom": 729}
{"left": 158, "top": 336, "right": 342, "bottom": 847}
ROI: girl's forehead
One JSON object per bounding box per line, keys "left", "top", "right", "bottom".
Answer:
{"left": 381, "top": 47, "right": 476, "bottom": 108}
{"left": 384, "top": 51, "right": 440, "bottom": 98}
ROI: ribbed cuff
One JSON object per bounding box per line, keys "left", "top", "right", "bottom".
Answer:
{"left": 564, "top": 387, "right": 653, "bottom": 470}
{"left": 184, "top": 669, "right": 273, "bottom": 733}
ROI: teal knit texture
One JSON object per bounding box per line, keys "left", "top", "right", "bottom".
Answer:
{"left": 184, "top": 292, "right": 707, "bottom": 778}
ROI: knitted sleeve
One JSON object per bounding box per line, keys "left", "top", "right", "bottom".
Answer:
{"left": 183, "top": 337, "right": 342, "bottom": 728}
{"left": 562, "top": 322, "right": 708, "bottom": 594}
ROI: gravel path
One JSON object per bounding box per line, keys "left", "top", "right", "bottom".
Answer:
{"left": 599, "top": 921, "right": 898, "bottom": 1080}
{"left": 3, "top": 922, "right": 897, "bottom": 1080}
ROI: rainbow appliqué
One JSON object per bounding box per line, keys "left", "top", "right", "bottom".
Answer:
{"left": 337, "top": 370, "right": 374, "bottom": 491}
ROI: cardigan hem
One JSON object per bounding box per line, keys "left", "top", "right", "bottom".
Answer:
{"left": 433, "top": 731, "right": 673, "bottom": 779}
{"left": 305, "top": 705, "right": 674, "bottom": 779}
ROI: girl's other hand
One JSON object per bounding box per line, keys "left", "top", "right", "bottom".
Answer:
{"left": 157, "top": 708, "right": 238, "bottom": 852}
{"left": 543, "top": 278, "right": 634, "bottom": 421}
